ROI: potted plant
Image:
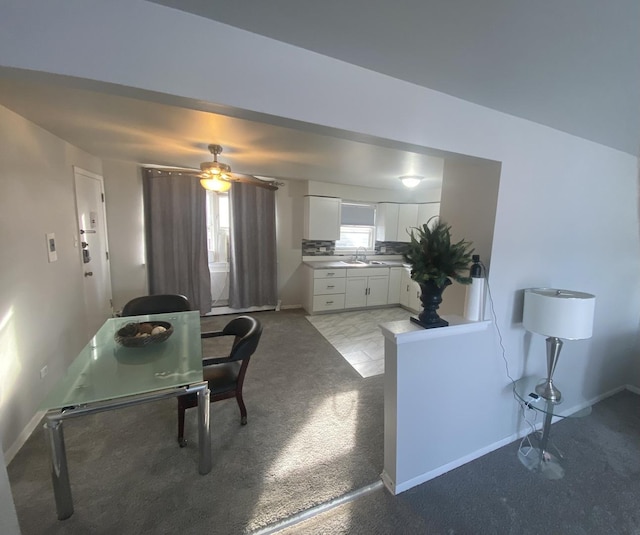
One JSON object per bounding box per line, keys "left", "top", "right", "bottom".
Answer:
{"left": 403, "top": 218, "right": 474, "bottom": 328}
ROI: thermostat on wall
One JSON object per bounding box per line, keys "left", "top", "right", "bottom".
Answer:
{"left": 46, "top": 233, "right": 58, "bottom": 263}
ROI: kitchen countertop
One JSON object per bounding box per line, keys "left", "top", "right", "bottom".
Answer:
{"left": 304, "top": 259, "right": 408, "bottom": 269}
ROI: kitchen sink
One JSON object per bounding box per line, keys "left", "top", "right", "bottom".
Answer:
{"left": 338, "top": 260, "right": 387, "bottom": 266}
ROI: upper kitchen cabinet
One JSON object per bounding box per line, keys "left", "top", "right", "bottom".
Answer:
{"left": 417, "top": 203, "right": 440, "bottom": 229}
{"left": 375, "top": 203, "right": 399, "bottom": 242}
{"left": 376, "top": 202, "right": 440, "bottom": 242}
{"left": 397, "top": 204, "right": 419, "bottom": 242}
{"left": 304, "top": 196, "right": 341, "bottom": 240}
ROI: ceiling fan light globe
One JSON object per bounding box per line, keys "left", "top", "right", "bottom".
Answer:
{"left": 200, "top": 177, "right": 232, "bottom": 192}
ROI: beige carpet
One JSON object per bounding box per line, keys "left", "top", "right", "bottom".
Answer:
{"left": 8, "top": 310, "right": 384, "bottom": 534}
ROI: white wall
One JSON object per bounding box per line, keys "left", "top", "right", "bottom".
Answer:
{"left": 438, "top": 158, "right": 501, "bottom": 316}
{"left": 308, "top": 180, "right": 441, "bottom": 204}
{"left": 0, "top": 440, "right": 19, "bottom": 534}
{"left": 1, "top": 0, "right": 639, "bottom": 471}
{"left": 0, "top": 104, "right": 102, "bottom": 456}
{"left": 101, "top": 159, "right": 148, "bottom": 311}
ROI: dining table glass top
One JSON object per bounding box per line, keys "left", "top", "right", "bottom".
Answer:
{"left": 40, "top": 311, "right": 203, "bottom": 411}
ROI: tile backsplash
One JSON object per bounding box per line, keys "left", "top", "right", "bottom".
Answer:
{"left": 302, "top": 240, "right": 408, "bottom": 256}
{"left": 302, "top": 240, "right": 335, "bottom": 256}
{"left": 375, "top": 241, "right": 409, "bottom": 255}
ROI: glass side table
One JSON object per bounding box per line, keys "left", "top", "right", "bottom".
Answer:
{"left": 513, "top": 377, "right": 591, "bottom": 480}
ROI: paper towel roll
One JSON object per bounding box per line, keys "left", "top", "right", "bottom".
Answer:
{"left": 464, "top": 277, "right": 486, "bottom": 321}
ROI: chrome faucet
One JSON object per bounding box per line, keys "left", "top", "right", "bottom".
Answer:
{"left": 355, "top": 246, "right": 367, "bottom": 263}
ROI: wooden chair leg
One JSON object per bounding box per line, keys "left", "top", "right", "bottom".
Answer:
{"left": 236, "top": 390, "right": 247, "bottom": 425}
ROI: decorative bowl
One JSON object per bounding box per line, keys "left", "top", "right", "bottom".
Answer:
{"left": 114, "top": 321, "right": 173, "bottom": 348}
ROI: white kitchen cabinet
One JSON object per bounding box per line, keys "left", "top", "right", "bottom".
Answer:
{"left": 367, "top": 275, "right": 391, "bottom": 306}
{"left": 417, "top": 202, "right": 440, "bottom": 229}
{"left": 397, "top": 204, "right": 419, "bottom": 242}
{"left": 375, "top": 203, "right": 399, "bottom": 242}
{"left": 303, "top": 266, "right": 346, "bottom": 313}
{"left": 345, "top": 277, "right": 367, "bottom": 308}
{"left": 400, "top": 268, "right": 421, "bottom": 313}
{"left": 312, "top": 293, "right": 346, "bottom": 312}
{"left": 344, "top": 267, "right": 390, "bottom": 309}
{"left": 387, "top": 267, "right": 403, "bottom": 304}
{"left": 376, "top": 203, "right": 437, "bottom": 242}
{"left": 303, "top": 196, "right": 341, "bottom": 240}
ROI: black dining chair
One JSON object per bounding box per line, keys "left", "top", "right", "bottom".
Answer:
{"left": 177, "top": 315, "right": 263, "bottom": 447}
{"left": 121, "top": 294, "right": 191, "bottom": 316}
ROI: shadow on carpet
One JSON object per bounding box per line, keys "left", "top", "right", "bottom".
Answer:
{"left": 8, "top": 310, "right": 384, "bottom": 535}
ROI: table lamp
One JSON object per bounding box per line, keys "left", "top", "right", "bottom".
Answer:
{"left": 522, "top": 288, "right": 596, "bottom": 402}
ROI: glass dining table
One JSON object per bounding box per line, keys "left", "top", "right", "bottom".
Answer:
{"left": 40, "top": 310, "right": 211, "bottom": 520}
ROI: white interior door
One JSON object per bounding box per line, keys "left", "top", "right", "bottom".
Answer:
{"left": 74, "top": 167, "right": 113, "bottom": 336}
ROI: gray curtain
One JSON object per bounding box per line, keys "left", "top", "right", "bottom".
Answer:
{"left": 229, "top": 182, "right": 277, "bottom": 308}
{"left": 143, "top": 169, "right": 211, "bottom": 314}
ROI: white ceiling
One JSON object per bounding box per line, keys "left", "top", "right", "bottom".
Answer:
{"left": 0, "top": 72, "right": 446, "bottom": 190}
{"left": 0, "top": 1, "right": 636, "bottom": 193}
{"left": 152, "top": 0, "right": 640, "bottom": 157}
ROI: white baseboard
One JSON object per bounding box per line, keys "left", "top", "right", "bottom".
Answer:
{"left": 391, "top": 431, "right": 522, "bottom": 495}
{"left": 380, "top": 470, "right": 396, "bottom": 494}
{"left": 386, "top": 386, "right": 631, "bottom": 495}
{"left": 626, "top": 384, "right": 640, "bottom": 395}
{"left": 280, "top": 304, "right": 302, "bottom": 310}
{"left": 5, "top": 410, "right": 45, "bottom": 465}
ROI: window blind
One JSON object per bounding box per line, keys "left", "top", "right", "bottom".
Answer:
{"left": 341, "top": 203, "right": 375, "bottom": 226}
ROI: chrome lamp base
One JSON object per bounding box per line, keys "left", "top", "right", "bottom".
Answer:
{"left": 536, "top": 336, "right": 563, "bottom": 402}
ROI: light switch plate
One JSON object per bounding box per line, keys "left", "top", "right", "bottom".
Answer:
{"left": 46, "top": 233, "right": 58, "bottom": 262}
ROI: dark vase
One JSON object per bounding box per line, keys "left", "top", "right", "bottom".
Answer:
{"left": 410, "top": 278, "right": 452, "bottom": 329}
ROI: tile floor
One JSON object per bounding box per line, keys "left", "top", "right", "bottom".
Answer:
{"left": 306, "top": 306, "right": 413, "bottom": 378}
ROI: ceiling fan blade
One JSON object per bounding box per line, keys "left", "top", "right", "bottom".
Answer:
{"left": 230, "top": 173, "right": 281, "bottom": 190}
{"left": 146, "top": 166, "right": 202, "bottom": 176}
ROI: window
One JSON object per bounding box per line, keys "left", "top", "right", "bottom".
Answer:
{"left": 205, "top": 190, "right": 230, "bottom": 264}
{"left": 335, "top": 202, "right": 376, "bottom": 251}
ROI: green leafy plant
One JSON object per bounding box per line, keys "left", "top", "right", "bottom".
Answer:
{"left": 403, "top": 218, "right": 474, "bottom": 288}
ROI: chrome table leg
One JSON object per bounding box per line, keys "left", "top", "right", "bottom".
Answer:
{"left": 539, "top": 400, "right": 554, "bottom": 461}
{"left": 44, "top": 417, "right": 74, "bottom": 520}
{"left": 197, "top": 385, "right": 211, "bottom": 474}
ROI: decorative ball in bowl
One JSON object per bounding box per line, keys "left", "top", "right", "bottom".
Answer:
{"left": 114, "top": 321, "right": 173, "bottom": 348}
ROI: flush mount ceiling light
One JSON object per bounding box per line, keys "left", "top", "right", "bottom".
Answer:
{"left": 200, "top": 144, "right": 232, "bottom": 192}
{"left": 399, "top": 175, "right": 424, "bottom": 188}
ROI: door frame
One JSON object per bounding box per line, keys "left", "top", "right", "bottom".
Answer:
{"left": 73, "top": 166, "right": 113, "bottom": 322}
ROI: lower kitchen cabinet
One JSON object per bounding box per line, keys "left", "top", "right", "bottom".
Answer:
{"left": 312, "top": 293, "right": 346, "bottom": 312}
{"left": 303, "top": 266, "right": 347, "bottom": 313}
{"left": 305, "top": 264, "right": 427, "bottom": 314}
{"left": 400, "top": 268, "right": 421, "bottom": 313}
{"left": 387, "top": 267, "right": 403, "bottom": 304}
{"left": 345, "top": 268, "right": 389, "bottom": 309}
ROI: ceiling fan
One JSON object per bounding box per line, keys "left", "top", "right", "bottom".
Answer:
{"left": 152, "top": 144, "right": 283, "bottom": 191}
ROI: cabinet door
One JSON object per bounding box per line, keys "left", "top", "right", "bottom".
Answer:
{"left": 304, "top": 196, "right": 341, "bottom": 240}
{"left": 397, "top": 204, "right": 419, "bottom": 242}
{"left": 400, "top": 269, "right": 411, "bottom": 308}
{"left": 409, "top": 279, "right": 422, "bottom": 313}
{"left": 387, "top": 267, "right": 402, "bottom": 304}
{"left": 366, "top": 276, "right": 389, "bottom": 307}
{"left": 345, "top": 277, "right": 367, "bottom": 308}
{"left": 417, "top": 203, "right": 440, "bottom": 229}
{"left": 375, "top": 203, "right": 399, "bottom": 242}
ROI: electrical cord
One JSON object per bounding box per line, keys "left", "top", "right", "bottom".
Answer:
{"left": 480, "top": 261, "right": 541, "bottom": 458}
{"left": 480, "top": 261, "right": 517, "bottom": 388}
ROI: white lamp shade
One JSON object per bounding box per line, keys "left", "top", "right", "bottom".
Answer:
{"left": 523, "top": 288, "right": 596, "bottom": 340}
